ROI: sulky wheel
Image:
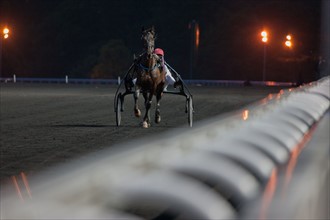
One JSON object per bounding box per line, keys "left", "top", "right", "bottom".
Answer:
{"left": 115, "top": 93, "right": 122, "bottom": 126}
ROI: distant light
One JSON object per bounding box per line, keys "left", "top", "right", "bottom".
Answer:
{"left": 3, "top": 27, "right": 10, "bottom": 39}
{"left": 3, "top": 27, "right": 9, "bottom": 34}
{"left": 285, "top": 34, "right": 292, "bottom": 48}
{"left": 195, "top": 24, "right": 200, "bottom": 47}
{"left": 261, "top": 31, "right": 268, "bottom": 43}
{"left": 285, "top": 41, "right": 292, "bottom": 47}
{"left": 265, "top": 81, "right": 276, "bottom": 86}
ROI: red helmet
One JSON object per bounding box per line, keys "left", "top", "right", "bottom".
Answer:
{"left": 154, "top": 48, "right": 164, "bottom": 56}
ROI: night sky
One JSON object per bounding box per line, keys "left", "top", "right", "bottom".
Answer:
{"left": 0, "top": 0, "right": 324, "bottom": 82}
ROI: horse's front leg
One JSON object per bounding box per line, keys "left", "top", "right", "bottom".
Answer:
{"left": 155, "top": 91, "right": 162, "bottom": 124}
{"left": 142, "top": 92, "right": 153, "bottom": 128}
{"left": 134, "top": 88, "right": 141, "bottom": 117}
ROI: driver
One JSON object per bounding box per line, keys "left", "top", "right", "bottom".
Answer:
{"left": 153, "top": 48, "right": 177, "bottom": 91}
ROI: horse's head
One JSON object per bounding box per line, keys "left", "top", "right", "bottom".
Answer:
{"left": 137, "top": 26, "right": 164, "bottom": 87}
{"left": 141, "top": 26, "right": 156, "bottom": 56}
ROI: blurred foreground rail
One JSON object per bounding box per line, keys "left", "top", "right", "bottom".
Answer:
{"left": 1, "top": 77, "right": 329, "bottom": 219}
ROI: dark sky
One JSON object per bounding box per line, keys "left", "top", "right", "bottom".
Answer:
{"left": 0, "top": 0, "right": 323, "bottom": 82}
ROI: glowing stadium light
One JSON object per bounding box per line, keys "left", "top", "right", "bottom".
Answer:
{"left": 285, "top": 40, "right": 292, "bottom": 48}
{"left": 285, "top": 34, "right": 293, "bottom": 48}
{"left": 1, "top": 26, "right": 11, "bottom": 77}
{"left": 3, "top": 28, "right": 9, "bottom": 34}
{"left": 261, "top": 31, "right": 268, "bottom": 43}
{"left": 3, "top": 27, "right": 9, "bottom": 39}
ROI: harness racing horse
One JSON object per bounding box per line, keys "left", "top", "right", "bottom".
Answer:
{"left": 134, "top": 27, "right": 165, "bottom": 128}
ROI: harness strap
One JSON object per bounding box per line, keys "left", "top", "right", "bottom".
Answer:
{"left": 139, "top": 63, "right": 158, "bottom": 72}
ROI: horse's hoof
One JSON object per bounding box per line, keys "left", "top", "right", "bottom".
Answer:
{"left": 135, "top": 109, "right": 141, "bottom": 118}
{"left": 142, "top": 121, "right": 150, "bottom": 128}
{"left": 155, "top": 116, "right": 161, "bottom": 124}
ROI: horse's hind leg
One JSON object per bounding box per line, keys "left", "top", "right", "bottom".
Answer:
{"left": 134, "top": 89, "right": 141, "bottom": 117}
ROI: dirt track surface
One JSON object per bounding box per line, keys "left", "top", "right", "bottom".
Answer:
{"left": 0, "top": 83, "right": 285, "bottom": 183}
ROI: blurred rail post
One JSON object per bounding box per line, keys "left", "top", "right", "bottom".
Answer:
{"left": 65, "top": 75, "right": 68, "bottom": 84}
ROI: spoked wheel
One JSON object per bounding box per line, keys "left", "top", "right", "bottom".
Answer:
{"left": 187, "top": 96, "right": 193, "bottom": 127}
{"left": 115, "top": 93, "right": 122, "bottom": 126}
